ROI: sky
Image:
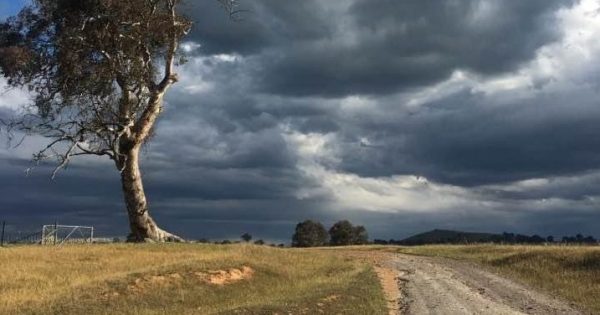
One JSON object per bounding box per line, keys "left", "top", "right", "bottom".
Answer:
{"left": 0, "top": 0, "right": 27, "bottom": 20}
{"left": 1, "top": 0, "right": 600, "bottom": 242}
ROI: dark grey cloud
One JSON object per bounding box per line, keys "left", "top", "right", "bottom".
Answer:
{"left": 182, "top": 0, "right": 333, "bottom": 55}
{"left": 194, "top": 0, "right": 576, "bottom": 97}
{"left": 2, "top": 0, "right": 600, "bottom": 241}
{"left": 329, "top": 88, "right": 600, "bottom": 186}
{"left": 0, "top": 157, "right": 126, "bottom": 235}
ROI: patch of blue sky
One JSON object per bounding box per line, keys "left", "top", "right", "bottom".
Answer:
{"left": 0, "top": 0, "right": 29, "bottom": 21}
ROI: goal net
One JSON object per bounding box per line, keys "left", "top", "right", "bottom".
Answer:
{"left": 41, "top": 225, "right": 94, "bottom": 245}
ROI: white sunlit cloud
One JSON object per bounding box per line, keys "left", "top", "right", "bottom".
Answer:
{"left": 0, "top": 78, "right": 29, "bottom": 111}
{"left": 176, "top": 53, "right": 242, "bottom": 95}
{"left": 392, "top": 0, "right": 600, "bottom": 109}
{"left": 284, "top": 130, "right": 493, "bottom": 213}
{"left": 286, "top": 127, "right": 600, "bottom": 216}
{"left": 471, "top": 0, "right": 600, "bottom": 97}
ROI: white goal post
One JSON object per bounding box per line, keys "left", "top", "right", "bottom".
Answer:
{"left": 41, "top": 224, "right": 94, "bottom": 245}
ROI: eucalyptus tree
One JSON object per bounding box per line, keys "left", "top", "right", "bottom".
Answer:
{"left": 0, "top": 0, "right": 236, "bottom": 242}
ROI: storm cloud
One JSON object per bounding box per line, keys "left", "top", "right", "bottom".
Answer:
{"left": 2, "top": 0, "right": 600, "bottom": 241}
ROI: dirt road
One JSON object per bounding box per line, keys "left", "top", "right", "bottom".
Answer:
{"left": 372, "top": 253, "right": 583, "bottom": 315}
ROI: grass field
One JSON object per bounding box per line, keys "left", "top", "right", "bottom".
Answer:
{"left": 3, "top": 243, "right": 598, "bottom": 314}
{"left": 0, "top": 244, "right": 387, "bottom": 315}
{"left": 393, "top": 245, "right": 600, "bottom": 313}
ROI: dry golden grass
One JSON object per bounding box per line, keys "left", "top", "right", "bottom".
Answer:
{"left": 0, "top": 244, "right": 386, "bottom": 315}
{"left": 394, "top": 245, "right": 600, "bottom": 314}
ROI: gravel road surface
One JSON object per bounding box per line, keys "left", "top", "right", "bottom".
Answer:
{"left": 383, "top": 254, "right": 582, "bottom": 315}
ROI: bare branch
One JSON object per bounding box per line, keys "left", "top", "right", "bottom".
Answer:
{"left": 51, "top": 141, "right": 77, "bottom": 179}
{"left": 218, "top": 0, "right": 248, "bottom": 20}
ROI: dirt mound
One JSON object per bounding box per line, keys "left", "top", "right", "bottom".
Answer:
{"left": 195, "top": 266, "right": 254, "bottom": 285}
{"left": 321, "top": 294, "right": 340, "bottom": 302}
{"left": 101, "top": 266, "right": 255, "bottom": 297}
{"left": 126, "top": 272, "right": 184, "bottom": 293}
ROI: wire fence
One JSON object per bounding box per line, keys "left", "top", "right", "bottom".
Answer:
{"left": 0, "top": 221, "right": 94, "bottom": 246}
{"left": 1, "top": 230, "right": 43, "bottom": 245}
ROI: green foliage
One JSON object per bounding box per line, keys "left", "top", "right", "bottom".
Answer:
{"left": 353, "top": 225, "right": 369, "bottom": 245}
{"left": 0, "top": 0, "right": 192, "bottom": 113}
{"left": 329, "top": 220, "right": 355, "bottom": 246}
{"left": 292, "top": 220, "right": 328, "bottom": 247}
{"left": 329, "top": 220, "right": 369, "bottom": 246}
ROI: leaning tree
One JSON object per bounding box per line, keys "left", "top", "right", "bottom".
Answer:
{"left": 0, "top": 0, "right": 236, "bottom": 242}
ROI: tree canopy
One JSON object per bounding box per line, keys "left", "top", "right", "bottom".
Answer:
{"left": 0, "top": 0, "right": 195, "bottom": 174}
{"left": 329, "top": 220, "right": 369, "bottom": 246}
{"left": 291, "top": 220, "right": 328, "bottom": 248}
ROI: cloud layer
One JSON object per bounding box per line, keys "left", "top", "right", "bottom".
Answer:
{"left": 2, "top": 0, "right": 600, "bottom": 241}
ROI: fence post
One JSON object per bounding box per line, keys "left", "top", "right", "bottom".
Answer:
{"left": 53, "top": 221, "right": 57, "bottom": 245}
{"left": 1, "top": 221, "right": 5, "bottom": 247}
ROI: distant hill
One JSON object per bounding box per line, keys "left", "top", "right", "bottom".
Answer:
{"left": 399, "top": 229, "right": 503, "bottom": 245}
{"left": 372, "top": 229, "right": 597, "bottom": 246}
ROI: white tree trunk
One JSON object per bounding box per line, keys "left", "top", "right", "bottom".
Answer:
{"left": 120, "top": 147, "right": 183, "bottom": 242}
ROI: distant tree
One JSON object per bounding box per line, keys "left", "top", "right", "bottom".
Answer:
{"left": 559, "top": 234, "right": 598, "bottom": 245}
{"left": 221, "top": 240, "right": 232, "bottom": 245}
{"left": 530, "top": 235, "right": 545, "bottom": 244}
{"left": 515, "top": 234, "right": 530, "bottom": 243}
{"left": 241, "top": 233, "right": 252, "bottom": 243}
{"left": 292, "top": 220, "right": 328, "bottom": 247}
{"left": 329, "top": 220, "right": 369, "bottom": 246}
{"left": 329, "top": 220, "right": 356, "bottom": 246}
{"left": 583, "top": 236, "right": 597, "bottom": 244}
{"left": 546, "top": 236, "right": 554, "bottom": 243}
{"left": 0, "top": 0, "right": 237, "bottom": 242}
{"left": 353, "top": 225, "right": 369, "bottom": 245}
{"left": 373, "top": 239, "right": 388, "bottom": 245}
{"left": 254, "top": 239, "right": 265, "bottom": 245}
